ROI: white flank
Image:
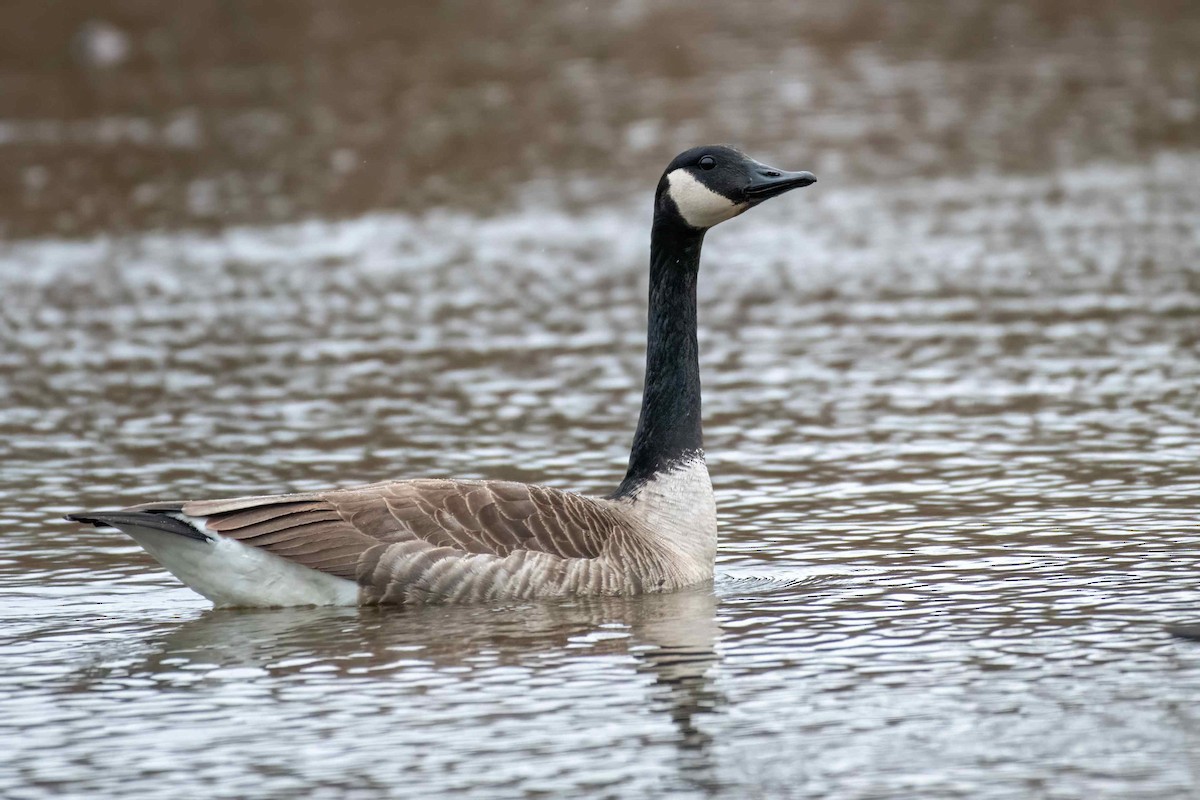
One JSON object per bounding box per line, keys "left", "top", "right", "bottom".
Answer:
{"left": 665, "top": 169, "right": 747, "bottom": 229}
{"left": 120, "top": 517, "right": 360, "bottom": 608}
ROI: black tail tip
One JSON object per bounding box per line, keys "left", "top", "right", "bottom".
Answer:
{"left": 65, "top": 513, "right": 106, "bottom": 527}
{"left": 61, "top": 510, "right": 212, "bottom": 542}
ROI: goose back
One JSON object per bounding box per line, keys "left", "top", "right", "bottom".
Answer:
{"left": 126, "top": 471, "right": 714, "bottom": 605}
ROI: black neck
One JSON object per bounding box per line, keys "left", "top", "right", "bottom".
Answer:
{"left": 614, "top": 215, "right": 705, "bottom": 496}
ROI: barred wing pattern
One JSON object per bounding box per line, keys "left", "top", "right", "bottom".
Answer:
{"left": 134, "top": 479, "right": 661, "bottom": 604}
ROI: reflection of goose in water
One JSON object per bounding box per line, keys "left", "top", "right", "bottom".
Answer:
{"left": 70, "top": 588, "right": 725, "bottom": 781}
{"left": 67, "top": 146, "right": 816, "bottom": 607}
{"left": 95, "top": 590, "right": 718, "bottom": 675}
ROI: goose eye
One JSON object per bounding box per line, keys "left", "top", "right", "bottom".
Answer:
{"left": 698, "top": 155, "right": 716, "bottom": 170}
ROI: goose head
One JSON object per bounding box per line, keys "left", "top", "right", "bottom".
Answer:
{"left": 656, "top": 145, "right": 817, "bottom": 230}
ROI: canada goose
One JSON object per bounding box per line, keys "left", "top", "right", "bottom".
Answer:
{"left": 66, "top": 145, "right": 817, "bottom": 607}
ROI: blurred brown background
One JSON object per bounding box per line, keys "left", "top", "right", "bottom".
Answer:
{"left": 1, "top": 0, "right": 1197, "bottom": 238}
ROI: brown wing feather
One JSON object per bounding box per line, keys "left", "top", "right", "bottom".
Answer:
{"left": 155, "top": 480, "right": 621, "bottom": 587}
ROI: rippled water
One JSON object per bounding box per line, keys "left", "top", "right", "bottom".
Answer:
{"left": 4, "top": 157, "right": 1199, "bottom": 798}
{"left": 4, "top": 1, "right": 1200, "bottom": 798}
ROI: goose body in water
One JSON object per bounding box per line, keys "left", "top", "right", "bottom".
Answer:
{"left": 66, "top": 146, "right": 817, "bottom": 607}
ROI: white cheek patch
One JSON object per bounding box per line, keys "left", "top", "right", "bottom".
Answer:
{"left": 666, "top": 169, "right": 747, "bottom": 228}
